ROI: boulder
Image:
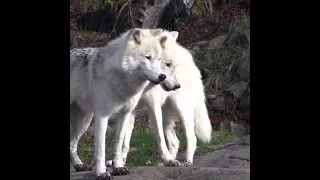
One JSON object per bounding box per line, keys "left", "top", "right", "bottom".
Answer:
{"left": 206, "top": 35, "right": 227, "bottom": 51}
{"left": 230, "top": 121, "right": 246, "bottom": 137}
{"left": 236, "top": 56, "right": 250, "bottom": 81}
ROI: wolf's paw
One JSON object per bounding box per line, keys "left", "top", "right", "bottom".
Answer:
{"left": 182, "top": 160, "right": 193, "bottom": 167}
{"left": 112, "top": 167, "right": 130, "bottom": 176}
{"left": 165, "top": 159, "right": 182, "bottom": 167}
{"left": 96, "top": 171, "right": 113, "bottom": 180}
{"left": 74, "top": 164, "right": 92, "bottom": 171}
{"left": 106, "top": 159, "right": 126, "bottom": 167}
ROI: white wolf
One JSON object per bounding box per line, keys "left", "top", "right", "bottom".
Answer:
{"left": 70, "top": 28, "right": 169, "bottom": 180}
{"left": 107, "top": 30, "right": 212, "bottom": 168}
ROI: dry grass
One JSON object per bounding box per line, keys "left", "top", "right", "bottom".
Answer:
{"left": 70, "top": 30, "right": 111, "bottom": 49}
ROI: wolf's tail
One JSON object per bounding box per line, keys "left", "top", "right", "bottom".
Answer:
{"left": 194, "top": 100, "right": 212, "bottom": 143}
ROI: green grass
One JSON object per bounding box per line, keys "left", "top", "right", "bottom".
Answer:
{"left": 77, "top": 131, "right": 115, "bottom": 165}
{"left": 76, "top": 126, "right": 238, "bottom": 167}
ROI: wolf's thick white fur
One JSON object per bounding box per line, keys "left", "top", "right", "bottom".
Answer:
{"left": 70, "top": 28, "right": 168, "bottom": 179}
{"left": 108, "top": 30, "right": 212, "bottom": 167}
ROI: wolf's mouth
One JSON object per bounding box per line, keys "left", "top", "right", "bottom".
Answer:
{"left": 144, "top": 75, "right": 161, "bottom": 85}
{"left": 160, "top": 83, "right": 171, "bottom": 91}
{"left": 150, "top": 80, "right": 161, "bottom": 85}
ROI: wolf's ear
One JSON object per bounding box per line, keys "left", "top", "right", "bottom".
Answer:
{"left": 150, "top": 28, "right": 164, "bottom": 36}
{"left": 169, "top": 31, "right": 179, "bottom": 41}
{"left": 131, "top": 29, "right": 143, "bottom": 44}
{"left": 160, "top": 36, "right": 168, "bottom": 49}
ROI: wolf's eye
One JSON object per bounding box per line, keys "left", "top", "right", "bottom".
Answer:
{"left": 145, "top": 56, "right": 152, "bottom": 60}
{"left": 166, "top": 63, "right": 172, "bottom": 67}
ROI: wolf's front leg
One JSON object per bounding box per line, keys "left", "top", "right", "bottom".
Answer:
{"left": 94, "top": 114, "right": 112, "bottom": 180}
{"left": 112, "top": 111, "right": 132, "bottom": 176}
{"left": 148, "top": 104, "right": 182, "bottom": 167}
{"left": 121, "top": 113, "right": 136, "bottom": 164}
{"left": 105, "top": 112, "right": 135, "bottom": 167}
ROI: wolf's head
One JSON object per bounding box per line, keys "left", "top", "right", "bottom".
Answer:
{"left": 124, "top": 28, "right": 168, "bottom": 85}
{"left": 156, "top": 30, "right": 181, "bottom": 91}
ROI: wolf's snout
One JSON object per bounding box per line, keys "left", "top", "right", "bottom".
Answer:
{"left": 158, "top": 74, "right": 166, "bottom": 81}
{"left": 174, "top": 84, "right": 181, "bottom": 89}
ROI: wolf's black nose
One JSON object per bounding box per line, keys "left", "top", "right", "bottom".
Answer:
{"left": 174, "top": 84, "right": 181, "bottom": 89}
{"left": 158, "top": 74, "right": 166, "bottom": 81}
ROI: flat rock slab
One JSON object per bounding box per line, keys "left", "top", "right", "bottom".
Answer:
{"left": 192, "top": 138, "right": 250, "bottom": 168}
{"left": 71, "top": 137, "right": 250, "bottom": 180}
{"left": 70, "top": 167, "right": 250, "bottom": 180}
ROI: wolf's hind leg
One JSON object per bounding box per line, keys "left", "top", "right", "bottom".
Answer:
{"left": 70, "top": 103, "right": 94, "bottom": 171}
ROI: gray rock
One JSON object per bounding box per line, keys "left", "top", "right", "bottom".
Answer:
{"left": 112, "top": 0, "right": 196, "bottom": 35}
{"left": 71, "top": 137, "right": 250, "bottom": 180}
{"left": 236, "top": 57, "right": 250, "bottom": 81}
{"left": 235, "top": 33, "right": 249, "bottom": 46}
{"left": 226, "top": 81, "right": 249, "bottom": 98}
{"left": 211, "top": 95, "right": 225, "bottom": 111}
{"left": 206, "top": 35, "right": 227, "bottom": 51}
{"left": 193, "top": 137, "right": 250, "bottom": 168}
{"left": 230, "top": 122, "right": 246, "bottom": 137}
{"left": 239, "top": 98, "right": 250, "bottom": 114}
{"left": 223, "top": 94, "right": 236, "bottom": 112}
{"left": 104, "top": 0, "right": 171, "bottom": 37}
{"left": 186, "top": 41, "right": 209, "bottom": 51}
{"left": 244, "top": 29, "right": 250, "bottom": 44}
{"left": 70, "top": 167, "right": 250, "bottom": 180}
{"left": 220, "top": 122, "right": 231, "bottom": 134}
{"left": 156, "top": 162, "right": 165, "bottom": 166}
{"left": 141, "top": 0, "right": 171, "bottom": 29}
{"left": 207, "top": 94, "right": 218, "bottom": 100}
{"left": 228, "top": 31, "right": 249, "bottom": 47}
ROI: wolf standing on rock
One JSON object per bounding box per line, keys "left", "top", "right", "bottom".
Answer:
{"left": 107, "top": 30, "right": 212, "bottom": 168}
{"left": 70, "top": 28, "right": 169, "bottom": 180}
